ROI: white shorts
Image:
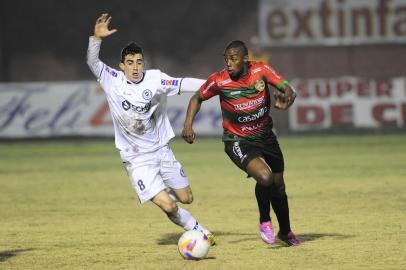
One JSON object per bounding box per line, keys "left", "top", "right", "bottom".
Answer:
{"left": 119, "top": 145, "right": 189, "bottom": 204}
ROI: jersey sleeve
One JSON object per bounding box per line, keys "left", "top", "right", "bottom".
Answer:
{"left": 179, "top": 78, "right": 205, "bottom": 93}
{"left": 159, "top": 71, "right": 182, "bottom": 96}
{"left": 198, "top": 73, "right": 220, "bottom": 101}
{"left": 262, "top": 63, "right": 289, "bottom": 89}
{"left": 86, "top": 36, "right": 120, "bottom": 92}
{"left": 98, "top": 65, "right": 120, "bottom": 91}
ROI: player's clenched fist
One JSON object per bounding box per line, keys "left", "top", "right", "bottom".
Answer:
{"left": 94, "top": 13, "right": 118, "bottom": 40}
{"left": 273, "top": 88, "right": 297, "bottom": 110}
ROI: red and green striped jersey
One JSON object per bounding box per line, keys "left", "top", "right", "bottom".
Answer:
{"left": 198, "top": 61, "right": 288, "bottom": 141}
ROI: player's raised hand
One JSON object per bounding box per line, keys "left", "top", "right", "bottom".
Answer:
{"left": 94, "top": 13, "right": 117, "bottom": 40}
{"left": 182, "top": 125, "right": 196, "bottom": 144}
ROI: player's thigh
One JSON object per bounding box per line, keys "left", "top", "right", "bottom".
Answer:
{"left": 121, "top": 152, "right": 165, "bottom": 204}
{"left": 246, "top": 157, "right": 273, "bottom": 181}
{"left": 160, "top": 147, "right": 190, "bottom": 191}
{"left": 224, "top": 140, "right": 262, "bottom": 174}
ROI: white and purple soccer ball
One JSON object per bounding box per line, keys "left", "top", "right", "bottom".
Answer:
{"left": 177, "top": 230, "right": 210, "bottom": 260}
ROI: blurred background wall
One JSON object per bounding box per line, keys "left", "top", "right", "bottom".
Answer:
{"left": 0, "top": 0, "right": 260, "bottom": 81}
{"left": 0, "top": 0, "right": 405, "bottom": 137}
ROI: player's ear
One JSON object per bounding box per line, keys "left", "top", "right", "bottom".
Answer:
{"left": 119, "top": 62, "right": 125, "bottom": 71}
{"left": 243, "top": 55, "right": 249, "bottom": 63}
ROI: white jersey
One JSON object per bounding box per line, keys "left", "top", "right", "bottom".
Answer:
{"left": 87, "top": 36, "right": 203, "bottom": 152}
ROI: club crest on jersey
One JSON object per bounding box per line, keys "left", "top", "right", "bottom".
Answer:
{"left": 254, "top": 79, "right": 265, "bottom": 92}
{"left": 161, "top": 79, "right": 179, "bottom": 86}
{"left": 180, "top": 167, "right": 186, "bottom": 177}
{"left": 142, "top": 89, "right": 153, "bottom": 101}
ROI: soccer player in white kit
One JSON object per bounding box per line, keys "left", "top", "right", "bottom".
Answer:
{"left": 87, "top": 13, "right": 215, "bottom": 245}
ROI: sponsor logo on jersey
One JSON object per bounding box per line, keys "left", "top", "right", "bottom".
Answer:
{"left": 234, "top": 96, "right": 265, "bottom": 110}
{"left": 142, "top": 89, "right": 152, "bottom": 101}
{"left": 240, "top": 122, "right": 265, "bottom": 132}
{"left": 122, "top": 100, "right": 151, "bottom": 113}
{"left": 237, "top": 107, "right": 268, "bottom": 123}
{"left": 105, "top": 66, "right": 118, "bottom": 77}
{"left": 254, "top": 79, "right": 265, "bottom": 92}
{"left": 230, "top": 91, "right": 241, "bottom": 95}
{"left": 161, "top": 79, "right": 179, "bottom": 86}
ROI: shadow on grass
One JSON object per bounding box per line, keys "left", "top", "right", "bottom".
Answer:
{"left": 297, "top": 232, "right": 353, "bottom": 242}
{"left": 0, "top": 248, "right": 34, "bottom": 262}
{"left": 267, "top": 232, "right": 355, "bottom": 249}
{"left": 158, "top": 231, "right": 354, "bottom": 248}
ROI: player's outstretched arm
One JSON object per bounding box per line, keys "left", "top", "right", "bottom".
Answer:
{"left": 87, "top": 13, "right": 118, "bottom": 78}
{"left": 182, "top": 93, "right": 202, "bottom": 144}
{"left": 273, "top": 83, "right": 297, "bottom": 110}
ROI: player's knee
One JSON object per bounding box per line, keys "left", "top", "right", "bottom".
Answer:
{"left": 179, "top": 193, "right": 193, "bottom": 204}
{"left": 255, "top": 171, "right": 273, "bottom": 187}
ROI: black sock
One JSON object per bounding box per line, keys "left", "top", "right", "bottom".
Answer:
{"left": 255, "top": 183, "right": 271, "bottom": 223}
{"left": 270, "top": 194, "right": 291, "bottom": 235}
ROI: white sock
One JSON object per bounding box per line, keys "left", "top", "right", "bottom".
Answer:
{"left": 193, "top": 222, "right": 210, "bottom": 235}
{"left": 168, "top": 207, "right": 208, "bottom": 232}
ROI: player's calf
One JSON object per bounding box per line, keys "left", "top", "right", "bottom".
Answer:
{"left": 152, "top": 190, "right": 179, "bottom": 214}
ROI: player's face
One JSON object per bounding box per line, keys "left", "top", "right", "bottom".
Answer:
{"left": 119, "top": 54, "right": 145, "bottom": 82}
{"left": 224, "top": 47, "right": 248, "bottom": 79}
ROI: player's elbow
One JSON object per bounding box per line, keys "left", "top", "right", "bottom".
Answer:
{"left": 191, "top": 93, "right": 202, "bottom": 103}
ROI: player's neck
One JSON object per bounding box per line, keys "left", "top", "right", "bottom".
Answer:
{"left": 127, "top": 72, "right": 145, "bottom": 84}
{"left": 232, "top": 64, "right": 249, "bottom": 80}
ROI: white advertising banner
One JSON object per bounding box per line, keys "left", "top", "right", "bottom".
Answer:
{"left": 2, "top": 78, "right": 405, "bottom": 137}
{"left": 289, "top": 77, "right": 406, "bottom": 131}
{"left": 259, "top": 0, "right": 406, "bottom": 46}
{"left": 0, "top": 82, "right": 223, "bottom": 138}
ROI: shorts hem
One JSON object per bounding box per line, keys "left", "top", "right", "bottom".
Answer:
{"left": 138, "top": 187, "right": 165, "bottom": 204}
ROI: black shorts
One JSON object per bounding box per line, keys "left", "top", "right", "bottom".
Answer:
{"left": 224, "top": 132, "right": 284, "bottom": 174}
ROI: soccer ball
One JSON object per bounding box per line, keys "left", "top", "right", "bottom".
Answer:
{"left": 177, "top": 230, "right": 210, "bottom": 260}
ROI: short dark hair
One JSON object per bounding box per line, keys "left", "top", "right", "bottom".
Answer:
{"left": 121, "top": 42, "right": 144, "bottom": 63}
{"left": 225, "top": 40, "right": 248, "bottom": 56}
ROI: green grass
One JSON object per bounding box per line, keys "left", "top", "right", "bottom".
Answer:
{"left": 0, "top": 135, "right": 405, "bottom": 269}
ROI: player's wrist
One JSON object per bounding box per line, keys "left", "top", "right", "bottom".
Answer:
{"left": 183, "top": 122, "right": 193, "bottom": 129}
{"left": 92, "top": 35, "right": 103, "bottom": 40}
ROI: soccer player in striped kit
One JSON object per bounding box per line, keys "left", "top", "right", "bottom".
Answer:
{"left": 182, "top": 40, "right": 300, "bottom": 246}
{"left": 87, "top": 13, "right": 215, "bottom": 245}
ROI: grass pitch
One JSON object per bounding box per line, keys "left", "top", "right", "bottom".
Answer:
{"left": 0, "top": 135, "right": 405, "bottom": 269}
